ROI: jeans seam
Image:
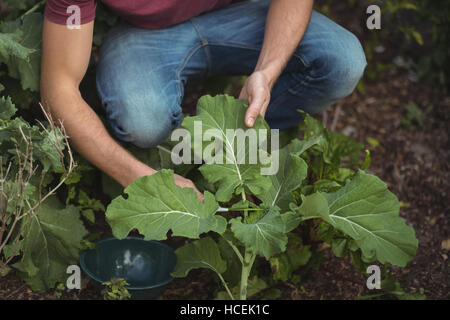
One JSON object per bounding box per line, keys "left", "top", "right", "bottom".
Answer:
{"left": 205, "top": 41, "right": 312, "bottom": 71}
{"left": 189, "top": 19, "right": 212, "bottom": 76}
{"left": 286, "top": 76, "right": 310, "bottom": 96}
{"left": 175, "top": 42, "right": 205, "bottom": 107}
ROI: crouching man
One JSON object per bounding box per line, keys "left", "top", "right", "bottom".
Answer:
{"left": 40, "top": 0, "right": 366, "bottom": 199}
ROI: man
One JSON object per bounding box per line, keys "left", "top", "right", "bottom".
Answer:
{"left": 41, "top": 0, "right": 366, "bottom": 200}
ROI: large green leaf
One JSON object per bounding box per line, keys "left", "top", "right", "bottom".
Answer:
{"left": 298, "top": 171, "right": 418, "bottom": 267}
{"left": 106, "top": 169, "right": 226, "bottom": 240}
{"left": 171, "top": 237, "right": 226, "bottom": 278}
{"left": 258, "top": 140, "right": 308, "bottom": 211}
{"left": 13, "top": 197, "right": 87, "bottom": 291}
{"left": 230, "top": 208, "right": 287, "bottom": 260}
{"left": 182, "top": 95, "right": 271, "bottom": 202}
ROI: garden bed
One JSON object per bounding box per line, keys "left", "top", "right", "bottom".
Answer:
{"left": 1, "top": 72, "right": 448, "bottom": 300}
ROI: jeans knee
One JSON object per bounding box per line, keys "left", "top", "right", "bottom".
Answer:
{"left": 108, "top": 96, "right": 182, "bottom": 149}
{"left": 314, "top": 32, "right": 367, "bottom": 99}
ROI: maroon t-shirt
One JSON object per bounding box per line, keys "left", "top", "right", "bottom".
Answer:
{"left": 45, "top": 0, "right": 232, "bottom": 29}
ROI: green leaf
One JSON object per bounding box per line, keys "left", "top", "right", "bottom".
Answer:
{"left": 0, "top": 13, "right": 43, "bottom": 91}
{"left": 367, "top": 138, "right": 380, "bottom": 148}
{"left": 410, "top": 30, "right": 424, "bottom": 46}
{"left": 13, "top": 196, "right": 87, "bottom": 291}
{"left": 280, "top": 210, "right": 303, "bottom": 233}
{"left": 81, "top": 209, "right": 95, "bottom": 224}
{"left": 361, "top": 149, "right": 371, "bottom": 170}
{"left": 0, "top": 95, "right": 17, "bottom": 120}
{"left": 270, "top": 234, "right": 311, "bottom": 281}
{"left": 230, "top": 207, "right": 287, "bottom": 259}
{"left": 258, "top": 141, "right": 308, "bottom": 211}
{"left": 217, "top": 233, "right": 242, "bottom": 286}
{"left": 299, "top": 171, "right": 418, "bottom": 267}
{"left": 182, "top": 95, "right": 271, "bottom": 202}
{"left": 106, "top": 169, "right": 226, "bottom": 240}
{"left": 171, "top": 237, "right": 227, "bottom": 278}
{"left": 286, "top": 136, "right": 322, "bottom": 156}
{"left": 301, "top": 112, "right": 363, "bottom": 174}
{"left": 245, "top": 276, "right": 268, "bottom": 297}
{"left": 2, "top": 238, "right": 23, "bottom": 261}
{"left": 312, "top": 179, "right": 342, "bottom": 192}
{"left": 331, "top": 238, "right": 349, "bottom": 258}
{"left": 0, "top": 116, "right": 66, "bottom": 172}
{"left": 0, "top": 29, "right": 34, "bottom": 61}
{"left": 297, "top": 192, "right": 330, "bottom": 220}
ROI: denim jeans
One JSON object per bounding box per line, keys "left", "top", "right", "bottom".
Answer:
{"left": 96, "top": 0, "right": 367, "bottom": 148}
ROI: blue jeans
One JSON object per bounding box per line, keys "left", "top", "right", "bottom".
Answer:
{"left": 96, "top": 0, "right": 367, "bottom": 148}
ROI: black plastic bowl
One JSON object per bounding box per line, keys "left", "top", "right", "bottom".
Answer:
{"left": 80, "top": 237, "right": 176, "bottom": 300}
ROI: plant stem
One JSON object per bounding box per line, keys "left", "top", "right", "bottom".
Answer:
{"left": 239, "top": 248, "right": 256, "bottom": 300}
{"left": 221, "top": 235, "right": 243, "bottom": 264}
{"left": 241, "top": 190, "right": 248, "bottom": 219}
{"left": 217, "top": 272, "right": 235, "bottom": 300}
{"left": 20, "top": 0, "right": 46, "bottom": 19}
{"left": 238, "top": 189, "right": 257, "bottom": 300}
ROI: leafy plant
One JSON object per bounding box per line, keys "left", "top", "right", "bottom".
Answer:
{"left": 0, "top": 98, "right": 88, "bottom": 292}
{"left": 105, "top": 95, "right": 418, "bottom": 300}
{"left": 101, "top": 278, "right": 131, "bottom": 300}
{"left": 0, "top": 6, "right": 92, "bottom": 291}
{"left": 53, "top": 282, "right": 66, "bottom": 299}
{"left": 400, "top": 103, "right": 433, "bottom": 128}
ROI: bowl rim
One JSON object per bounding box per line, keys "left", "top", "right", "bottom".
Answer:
{"left": 79, "top": 236, "right": 176, "bottom": 290}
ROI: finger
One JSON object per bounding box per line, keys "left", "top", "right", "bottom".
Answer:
{"left": 192, "top": 186, "right": 204, "bottom": 202}
{"left": 184, "top": 179, "right": 204, "bottom": 202}
{"left": 259, "top": 93, "right": 270, "bottom": 118}
{"left": 178, "top": 180, "right": 204, "bottom": 202}
{"left": 245, "top": 88, "right": 267, "bottom": 127}
{"left": 239, "top": 86, "right": 248, "bottom": 100}
{"left": 197, "top": 191, "right": 204, "bottom": 202}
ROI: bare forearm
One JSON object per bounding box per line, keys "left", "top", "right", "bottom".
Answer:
{"left": 41, "top": 87, "right": 155, "bottom": 187}
{"left": 255, "top": 0, "right": 313, "bottom": 88}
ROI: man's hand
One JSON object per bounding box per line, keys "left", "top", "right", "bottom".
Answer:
{"left": 240, "top": 0, "right": 313, "bottom": 128}
{"left": 174, "top": 174, "right": 204, "bottom": 202}
{"left": 239, "top": 71, "right": 272, "bottom": 128}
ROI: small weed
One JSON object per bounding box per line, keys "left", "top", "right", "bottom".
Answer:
{"left": 101, "top": 278, "right": 131, "bottom": 300}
